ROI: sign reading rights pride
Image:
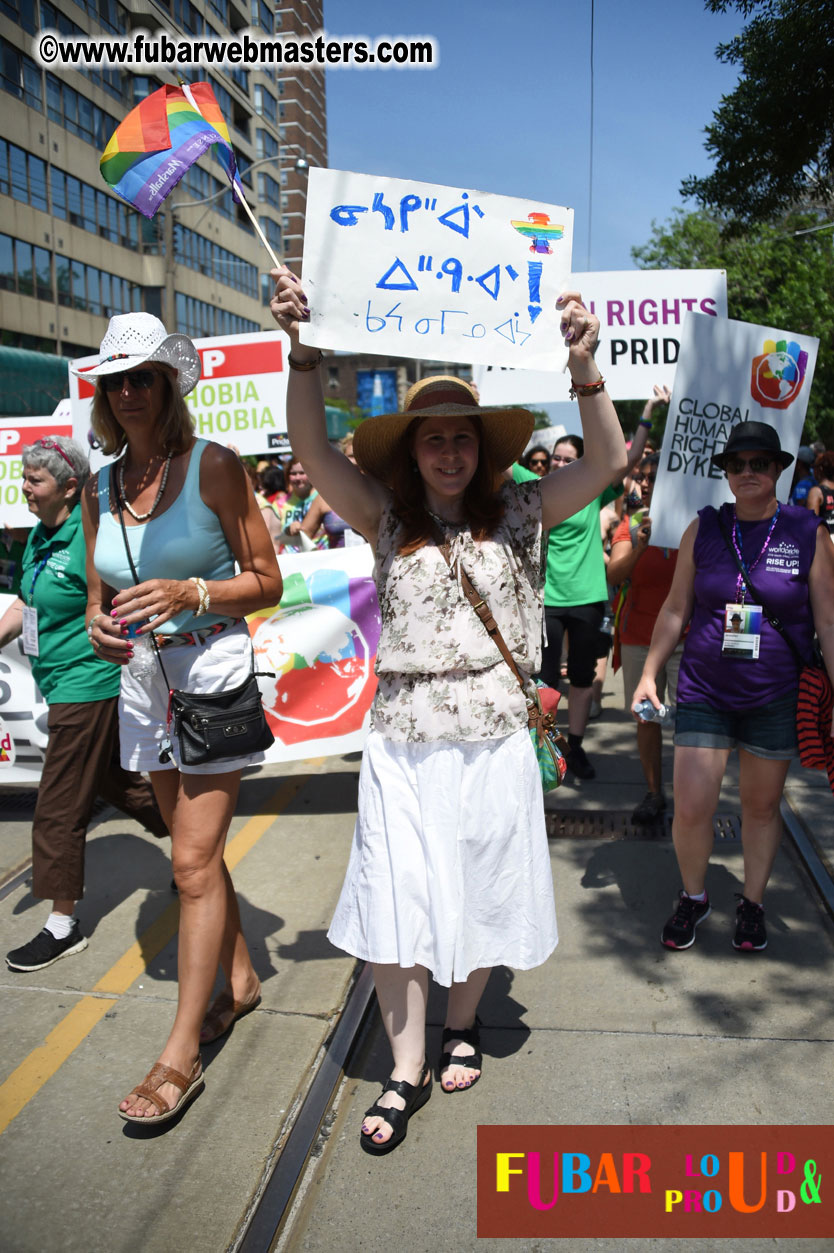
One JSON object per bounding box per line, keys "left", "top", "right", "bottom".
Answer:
{"left": 299, "top": 167, "right": 574, "bottom": 370}
{"left": 473, "top": 269, "right": 728, "bottom": 403}
{"left": 70, "top": 329, "right": 291, "bottom": 461}
{"left": 648, "top": 313, "right": 819, "bottom": 551}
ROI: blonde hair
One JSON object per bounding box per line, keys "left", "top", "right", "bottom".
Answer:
{"left": 90, "top": 365, "right": 194, "bottom": 456}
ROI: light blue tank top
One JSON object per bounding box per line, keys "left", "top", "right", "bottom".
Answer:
{"left": 95, "top": 439, "right": 237, "bottom": 634}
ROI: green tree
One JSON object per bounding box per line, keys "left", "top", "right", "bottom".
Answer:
{"left": 632, "top": 208, "right": 834, "bottom": 444}
{"left": 682, "top": 0, "right": 834, "bottom": 224}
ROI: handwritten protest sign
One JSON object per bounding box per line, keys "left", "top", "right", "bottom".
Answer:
{"left": 299, "top": 168, "right": 574, "bottom": 370}
{"left": 70, "top": 330, "right": 291, "bottom": 464}
{"left": 0, "top": 545, "right": 379, "bottom": 788}
{"left": 0, "top": 414, "right": 75, "bottom": 528}
{"left": 473, "top": 269, "right": 728, "bottom": 403}
{"left": 649, "top": 313, "right": 819, "bottom": 550}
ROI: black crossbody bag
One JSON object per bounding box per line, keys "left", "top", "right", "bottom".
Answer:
{"left": 113, "top": 466, "right": 275, "bottom": 766}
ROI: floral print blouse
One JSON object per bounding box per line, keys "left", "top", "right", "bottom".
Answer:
{"left": 372, "top": 479, "right": 545, "bottom": 742}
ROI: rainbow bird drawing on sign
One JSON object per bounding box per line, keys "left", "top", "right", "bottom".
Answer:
{"left": 511, "top": 212, "right": 564, "bottom": 254}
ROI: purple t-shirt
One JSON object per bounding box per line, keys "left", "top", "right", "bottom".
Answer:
{"left": 677, "top": 502, "right": 820, "bottom": 710}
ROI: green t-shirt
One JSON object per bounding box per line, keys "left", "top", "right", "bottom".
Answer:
{"left": 511, "top": 463, "right": 621, "bottom": 607}
{"left": 545, "top": 484, "right": 621, "bottom": 606}
{"left": 21, "top": 505, "right": 120, "bottom": 704}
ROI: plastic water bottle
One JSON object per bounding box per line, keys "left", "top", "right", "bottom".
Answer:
{"left": 127, "top": 624, "right": 156, "bottom": 680}
{"left": 632, "top": 698, "right": 675, "bottom": 726}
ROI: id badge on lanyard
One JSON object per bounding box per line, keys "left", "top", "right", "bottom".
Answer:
{"left": 24, "top": 548, "right": 52, "bottom": 656}
{"left": 22, "top": 605, "right": 39, "bottom": 656}
{"left": 723, "top": 506, "right": 779, "bottom": 662}
{"left": 721, "top": 602, "right": 763, "bottom": 660}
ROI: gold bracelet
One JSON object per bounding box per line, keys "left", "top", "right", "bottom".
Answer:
{"left": 288, "top": 351, "right": 323, "bottom": 372}
{"left": 569, "top": 375, "right": 605, "bottom": 401}
{"left": 189, "top": 576, "right": 210, "bottom": 617}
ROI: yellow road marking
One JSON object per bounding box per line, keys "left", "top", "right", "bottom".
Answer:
{"left": 0, "top": 769, "right": 321, "bottom": 1135}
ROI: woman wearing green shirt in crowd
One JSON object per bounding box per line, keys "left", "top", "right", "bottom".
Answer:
{"left": 515, "top": 414, "right": 656, "bottom": 778}
{"left": 2, "top": 436, "right": 166, "bottom": 974}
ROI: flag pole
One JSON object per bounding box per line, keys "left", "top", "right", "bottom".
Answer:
{"left": 175, "top": 75, "right": 283, "bottom": 272}
{"left": 233, "top": 185, "right": 282, "bottom": 271}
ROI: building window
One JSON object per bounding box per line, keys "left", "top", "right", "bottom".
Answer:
{"left": 258, "top": 172, "right": 281, "bottom": 210}
{"left": 256, "top": 128, "right": 278, "bottom": 160}
{"left": 253, "top": 83, "right": 277, "bottom": 124}
{"left": 1, "top": 41, "right": 42, "bottom": 111}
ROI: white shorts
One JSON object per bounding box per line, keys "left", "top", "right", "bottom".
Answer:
{"left": 119, "top": 622, "right": 267, "bottom": 775}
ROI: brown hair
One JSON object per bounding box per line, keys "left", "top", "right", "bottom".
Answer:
{"left": 814, "top": 450, "right": 834, "bottom": 480}
{"left": 389, "top": 414, "right": 504, "bottom": 556}
{"left": 90, "top": 365, "right": 194, "bottom": 456}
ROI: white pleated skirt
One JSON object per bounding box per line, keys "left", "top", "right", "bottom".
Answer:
{"left": 328, "top": 727, "right": 558, "bottom": 987}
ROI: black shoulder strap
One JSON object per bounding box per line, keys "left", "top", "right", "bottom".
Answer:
{"left": 111, "top": 463, "right": 172, "bottom": 692}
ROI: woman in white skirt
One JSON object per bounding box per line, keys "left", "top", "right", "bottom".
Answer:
{"left": 271, "top": 272, "right": 626, "bottom": 1155}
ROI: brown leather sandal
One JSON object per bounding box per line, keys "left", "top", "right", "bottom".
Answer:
{"left": 118, "top": 1058, "right": 204, "bottom": 1125}
{"left": 199, "top": 985, "right": 262, "bottom": 1045}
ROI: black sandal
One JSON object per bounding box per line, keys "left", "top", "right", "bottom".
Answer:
{"left": 360, "top": 1060, "right": 432, "bottom": 1156}
{"left": 439, "top": 1018, "right": 482, "bottom": 1093}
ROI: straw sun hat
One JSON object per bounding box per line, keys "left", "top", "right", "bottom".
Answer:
{"left": 71, "top": 312, "right": 201, "bottom": 397}
{"left": 352, "top": 375, "right": 535, "bottom": 485}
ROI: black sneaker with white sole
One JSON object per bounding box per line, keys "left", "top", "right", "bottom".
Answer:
{"left": 6, "top": 921, "right": 88, "bottom": 972}
{"left": 661, "top": 891, "right": 711, "bottom": 949}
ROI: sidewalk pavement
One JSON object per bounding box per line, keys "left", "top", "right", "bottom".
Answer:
{"left": 0, "top": 665, "right": 831, "bottom": 1253}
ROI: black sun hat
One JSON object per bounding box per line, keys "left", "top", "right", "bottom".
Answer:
{"left": 710, "top": 421, "right": 794, "bottom": 471}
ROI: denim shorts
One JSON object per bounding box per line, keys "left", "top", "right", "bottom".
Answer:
{"left": 674, "top": 691, "right": 798, "bottom": 760}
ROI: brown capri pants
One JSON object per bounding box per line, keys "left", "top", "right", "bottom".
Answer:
{"left": 32, "top": 697, "right": 168, "bottom": 901}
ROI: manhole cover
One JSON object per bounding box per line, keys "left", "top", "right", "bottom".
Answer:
{"left": 545, "top": 810, "right": 741, "bottom": 841}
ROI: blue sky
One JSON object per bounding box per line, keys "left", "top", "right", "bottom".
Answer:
{"left": 323, "top": 0, "right": 746, "bottom": 273}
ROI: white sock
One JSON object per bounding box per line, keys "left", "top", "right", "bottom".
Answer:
{"left": 45, "top": 912, "right": 75, "bottom": 939}
{"left": 684, "top": 889, "right": 707, "bottom": 903}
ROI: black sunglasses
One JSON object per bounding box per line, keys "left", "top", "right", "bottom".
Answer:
{"left": 633, "top": 472, "right": 657, "bottom": 485}
{"left": 529, "top": 458, "right": 549, "bottom": 467}
{"left": 100, "top": 369, "right": 158, "bottom": 394}
{"left": 725, "top": 455, "right": 773, "bottom": 475}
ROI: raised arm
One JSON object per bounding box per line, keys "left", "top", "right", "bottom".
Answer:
{"left": 624, "top": 384, "right": 670, "bottom": 481}
{"left": 540, "top": 293, "right": 627, "bottom": 530}
{"left": 269, "top": 268, "right": 389, "bottom": 546}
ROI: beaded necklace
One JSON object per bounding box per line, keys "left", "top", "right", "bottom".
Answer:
{"left": 731, "top": 503, "right": 780, "bottom": 604}
{"left": 119, "top": 453, "right": 172, "bottom": 522}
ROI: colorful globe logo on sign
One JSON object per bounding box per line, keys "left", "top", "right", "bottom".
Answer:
{"left": 750, "top": 338, "right": 808, "bottom": 410}
{"left": 248, "top": 567, "right": 380, "bottom": 746}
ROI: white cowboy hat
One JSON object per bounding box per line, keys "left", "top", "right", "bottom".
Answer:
{"left": 71, "top": 313, "right": 201, "bottom": 396}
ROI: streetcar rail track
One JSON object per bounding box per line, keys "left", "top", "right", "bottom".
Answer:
{"left": 2, "top": 793, "right": 831, "bottom": 1251}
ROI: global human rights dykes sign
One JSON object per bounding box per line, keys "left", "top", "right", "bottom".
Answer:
{"left": 647, "top": 314, "right": 819, "bottom": 552}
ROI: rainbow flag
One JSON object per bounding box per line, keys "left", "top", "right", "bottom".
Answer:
{"left": 100, "top": 81, "right": 241, "bottom": 218}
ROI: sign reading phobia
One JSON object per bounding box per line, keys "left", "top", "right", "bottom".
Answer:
{"left": 299, "top": 168, "right": 574, "bottom": 370}
{"left": 0, "top": 414, "right": 75, "bottom": 527}
{"left": 70, "top": 330, "right": 291, "bottom": 462}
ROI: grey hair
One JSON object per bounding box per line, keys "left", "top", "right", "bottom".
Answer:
{"left": 22, "top": 436, "right": 90, "bottom": 505}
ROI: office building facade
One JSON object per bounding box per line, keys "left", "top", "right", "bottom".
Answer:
{"left": 0, "top": 0, "right": 326, "bottom": 387}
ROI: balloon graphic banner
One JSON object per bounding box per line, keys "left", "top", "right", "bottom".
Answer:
{"left": 0, "top": 545, "right": 381, "bottom": 788}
